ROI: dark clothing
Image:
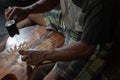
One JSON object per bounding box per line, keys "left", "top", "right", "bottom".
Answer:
{"left": 32, "top": 0, "right": 117, "bottom": 80}
{"left": 72, "top": 0, "right": 114, "bottom": 45}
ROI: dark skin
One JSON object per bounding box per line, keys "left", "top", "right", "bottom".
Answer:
{"left": 5, "top": 0, "right": 97, "bottom": 80}
{"left": 5, "top": 0, "right": 96, "bottom": 66}
{"left": 5, "top": 0, "right": 60, "bottom": 21}
{"left": 19, "top": 41, "right": 96, "bottom": 66}
{"left": 0, "top": 13, "right": 45, "bottom": 52}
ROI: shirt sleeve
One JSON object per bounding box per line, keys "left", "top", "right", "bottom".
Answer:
{"left": 81, "top": 1, "right": 114, "bottom": 45}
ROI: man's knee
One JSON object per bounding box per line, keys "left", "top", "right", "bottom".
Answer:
{"left": 31, "top": 63, "right": 55, "bottom": 80}
{"left": 43, "top": 70, "right": 64, "bottom": 80}
{"left": 28, "top": 14, "right": 46, "bottom": 26}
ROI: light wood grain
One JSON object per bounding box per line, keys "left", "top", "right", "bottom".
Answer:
{"left": 0, "top": 25, "right": 65, "bottom": 80}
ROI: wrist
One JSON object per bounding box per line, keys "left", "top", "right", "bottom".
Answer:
{"left": 44, "top": 49, "right": 55, "bottom": 61}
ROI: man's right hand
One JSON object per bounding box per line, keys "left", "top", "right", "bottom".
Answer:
{"left": 19, "top": 50, "right": 49, "bottom": 66}
{"left": 5, "top": 7, "right": 29, "bottom": 22}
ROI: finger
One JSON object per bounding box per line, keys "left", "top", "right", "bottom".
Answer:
{"left": 5, "top": 7, "right": 13, "bottom": 19}
{"left": 5, "top": 8, "right": 13, "bottom": 20}
{"left": 19, "top": 50, "right": 25, "bottom": 55}
{"left": 35, "top": 62, "right": 43, "bottom": 66}
{"left": 5, "top": 8, "right": 9, "bottom": 12}
{"left": 30, "top": 58, "right": 44, "bottom": 66}
{"left": 7, "top": 7, "right": 16, "bottom": 20}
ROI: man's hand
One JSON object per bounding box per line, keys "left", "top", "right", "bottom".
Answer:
{"left": 19, "top": 50, "right": 48, "bottom": 66}
{"left": 5, "top": 7, "right": 29, "bottom": 22}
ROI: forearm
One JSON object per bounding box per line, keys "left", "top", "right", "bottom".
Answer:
{"left": 25, "top": 0, "right": 60, "bottom": 14}
{"left": 16, "top": 18, "right": 35, "bottom": 29}
{"left": 45, "top": 41, "right": 96, "bottom": 61}
{"left": 17, "top": 13, "right": 45, "bottom": 29}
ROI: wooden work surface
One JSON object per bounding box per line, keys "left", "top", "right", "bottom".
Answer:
{"left": 0, "top": 25, "right": 65, "bottom": 80}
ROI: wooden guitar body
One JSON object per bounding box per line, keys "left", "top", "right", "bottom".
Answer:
{"left": 0, "top": 25, "right": 65, "bottom": 80}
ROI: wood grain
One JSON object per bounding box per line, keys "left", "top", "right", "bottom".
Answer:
{"left": 0, "top": 25, "right": 65, "bottom": 80}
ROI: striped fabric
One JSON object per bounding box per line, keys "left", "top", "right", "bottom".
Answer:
{"left": 43, "top": 9, "right": 112, "bottom": 80}
{"left": 44, "top": 10, "right": 82, "bottom": 45}
{"left": 75, "top": 44, "right": 111, "bottom": 80}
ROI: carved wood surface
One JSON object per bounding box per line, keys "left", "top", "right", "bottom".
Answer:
{"left": 0, "top": 25, "right": 65, "bottom": 80}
